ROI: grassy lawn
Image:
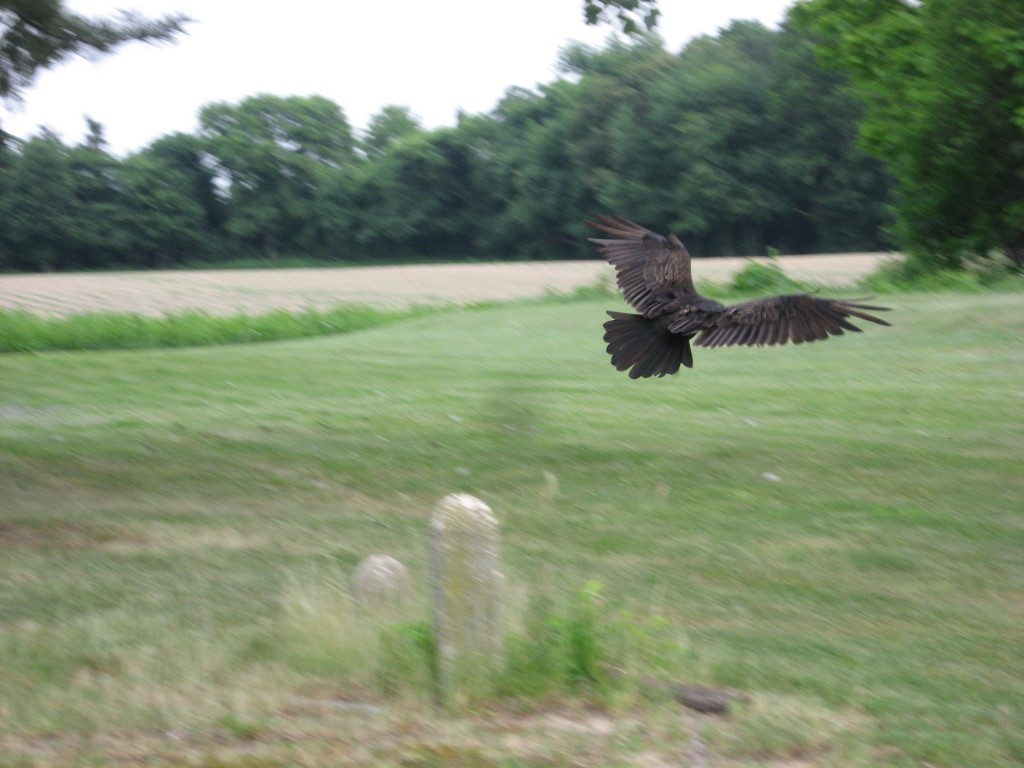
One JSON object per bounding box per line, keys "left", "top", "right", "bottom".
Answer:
{"left": 1, "top": 291, "right": 1022, "bottom": 766}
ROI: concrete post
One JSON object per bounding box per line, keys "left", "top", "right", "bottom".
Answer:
{"left": 429, "top": 493, "right": 502, "bottom": 705}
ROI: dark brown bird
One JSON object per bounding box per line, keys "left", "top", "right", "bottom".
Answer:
{"left": 589, "top": 215, "right": 891, "bottom": 378}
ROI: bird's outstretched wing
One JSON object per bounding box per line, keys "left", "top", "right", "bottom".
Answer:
{"left": 588, "top": 215, "right": 694, "bottom": 317}
{"left": 691, "top": 295, "right": 891, "bottom": 348}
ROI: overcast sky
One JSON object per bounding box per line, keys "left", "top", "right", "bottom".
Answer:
{"left": 2, "top": 0, "right": 793, "bottom": 155}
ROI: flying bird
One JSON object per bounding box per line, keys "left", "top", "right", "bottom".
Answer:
{"left": 589, "top": 215, "right": 891, "bottom": 378}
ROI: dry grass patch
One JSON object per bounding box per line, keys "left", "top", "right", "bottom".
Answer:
{"left": 0, "top": 698, "right": 874, "bottom": 768}
{"left": 0, "top": 520, "right": 142, "bottom": 551}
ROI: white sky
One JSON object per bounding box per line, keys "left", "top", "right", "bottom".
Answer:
{"left": 2, "top": 0, "right": 793, "bottom": 156}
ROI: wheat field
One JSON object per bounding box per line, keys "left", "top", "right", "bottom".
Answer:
{"left": 0, "top": 254, "right": 890, "bottom": 317}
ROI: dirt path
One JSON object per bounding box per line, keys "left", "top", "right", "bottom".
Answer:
{"left": 0, "top": 254, "right": 893, "bottom": 317}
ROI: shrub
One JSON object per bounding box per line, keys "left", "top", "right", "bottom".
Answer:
{"left": 729, "top": 259, "right": 810, "bottom": 295}
{"left": 496, "top": 580, "right": 693, "bottom": 704}
{"left": 278, "top": 571, "right": 692, "bottom": 708}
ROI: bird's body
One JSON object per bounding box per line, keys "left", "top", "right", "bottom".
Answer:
{"left": 589, "top": 215, "right": 891, "bottom": 378}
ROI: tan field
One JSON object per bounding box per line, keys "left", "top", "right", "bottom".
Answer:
{"left": 0, "top": 254, "right": 894, "bottom": 317}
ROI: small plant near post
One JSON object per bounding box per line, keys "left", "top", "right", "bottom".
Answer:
{"left": 429, "top": 493, "right": 503, "bottom": 706}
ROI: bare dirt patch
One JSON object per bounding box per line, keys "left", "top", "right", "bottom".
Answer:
{"left": 0, "top": 255, "right": 893, "bottom": 318}
{"left": 0, "top": 519, "right": 140, "bottom": 550}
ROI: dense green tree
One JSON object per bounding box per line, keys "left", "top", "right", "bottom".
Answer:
{"left": 627, "top": 20, "right": 889, "bottom": 255}
{"left": 361, "top": 106, "right": 423, "bottom": 158}
{"left": 468, "top": 83, "right": 590, "bottom": 259}
{"left": 556, "top": 37, "right": 676, "bottom": 239}
{"left": 766, "top": 25, "right": 893, "bottom": 253}
{"left": 66, "top": 134, "right": 128, "bottom": 267}
{"left": 0, "top": 19, "right": 896, "bottom": 269}
{"left": 0, "top": 133, "right": 74, "bottom": 270}
{"left": 200, "top": 94, "right": 358, "bottom": 258}
{"left": 659, "top": 24, "right": 788, "bottom": 254}
{"left": 791, "top": 0, "right": 1024, "bottom": 267}
{"left": 116, "top": 150, "right": 206, "bottom": 268}
{"left": 354, "top": 128, "right": 480, "bottom": 258}
{"left": 144, "top": 132, "right": 226, "bottom": 239}
{"left": 557, "top": 23, "right": 891, "bottom": 256}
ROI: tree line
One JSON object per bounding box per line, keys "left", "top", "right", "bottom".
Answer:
{"left": 793, "top": 0, "right": 1024, "bottom": 271}
{"left": 0, "top": 21, "right": 895, "bottom": 272}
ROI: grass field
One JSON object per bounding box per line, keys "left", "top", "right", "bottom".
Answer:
{"left": 1, "top": 287, "right": 1022, "bottom": 766}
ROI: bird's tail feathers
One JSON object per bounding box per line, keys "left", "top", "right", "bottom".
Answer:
{"left": 603, "top": 311, "right": 694, "bottom": 379}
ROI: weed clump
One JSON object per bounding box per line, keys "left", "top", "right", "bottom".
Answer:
{"left": 859, "top": 250, "right": 1023, "bottom": 293}
{"left": 729, "top": 260, "right": 810, "bottom": 295}
{"left": 278, "top": 570, "right": 691, "bottom": 710}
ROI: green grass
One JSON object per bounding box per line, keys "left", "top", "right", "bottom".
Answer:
{"left": 0, "top": 303, "right": 443, "bottom": 354}
{"left": 0, "top": 291, "right": 1022, "bottom": 766}
{"left": 0, "top": 282, "right": 606, "bottom": 355}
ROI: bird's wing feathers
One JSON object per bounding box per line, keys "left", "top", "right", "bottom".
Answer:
{"left": 694, "top": 294, "right": 891, "bottom": 349}
{"left": 588, "top": 215, "right": 694, "bottom": 317}
{"left": 588, "top": 216, "right": 891, "bottom": 373}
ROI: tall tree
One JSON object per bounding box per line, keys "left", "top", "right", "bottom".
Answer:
{"left": 144, "top": 132, "right": 226, "bottom": 239}
{"left": 791, "top": 0, "right": 1024, "bottom": 268}
{"left": 650, "top": 23, "right": 794, "bottom": 254}
{"left": 475, "top": 82, "right": 592, "bottom": 259}
{"left": 0, "top": 133, "right": 74, "bottom": 270}
{"left": 67, "top": 134, "right": 127, "bottom": 267}
{"left": 354, "top": 128, "right": 479, "bottom": 259}
{"left": 563, "top": 23, "right": 891, "bottom": 256}
{"left": 766, "top": 24, "right": 893, "bottom": 253}
{"left": 200, "top": 94, "right": 358, "bottom": 258}
{"left": 556, "top": 36, "right": 676, "bottom": 233}
{"left": 83, "top": 116, "right": 107, "bottom": 151}
{"left": 117, "top": 150, "right": 207, "bottom": 268}
{"left": 361, "top": 105, "right": 422, "bottom": 158}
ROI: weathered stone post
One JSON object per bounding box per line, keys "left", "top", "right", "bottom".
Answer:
{"left": 429, "top": 493, "right": 503, "bottom": 705}
{"left": 351, "top": 554, "right": 412, "bottom": 617}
